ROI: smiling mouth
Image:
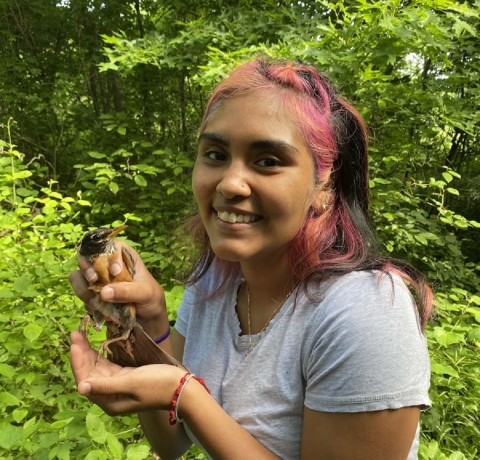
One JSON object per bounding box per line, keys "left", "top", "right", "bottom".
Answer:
{"left": 216, "top": 210, "right": 261, "bottom": 224}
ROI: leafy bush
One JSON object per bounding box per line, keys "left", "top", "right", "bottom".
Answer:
{"left": 0, "top": 122, "right": 192, "bottom": 459}
{"left": 0, "top": 0, "right": 479, "bottom": 458}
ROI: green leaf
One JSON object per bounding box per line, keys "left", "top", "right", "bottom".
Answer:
{"left": 0, "top": 363, "right": 16, "bottom": 379}
{"left": 433, "top": 327, "right": 464, "bottom": 346}
{"left": 88, "top": 151, "right": 107, "bottom": 159}
{"left": 12, "top": 170, "right": 33, "bottom": 179}
{"left": 109, "top": 181, "right": 119, "bottom": 194}
{"left": 134, "top": 175, "right": 147, "bottom": 187}
{"left": 414, "top": 234, "right": 428, "bottom": 245}
{"left": 23, "top": 323, "right": 43, "bottom": 341}
{"left": 0, "top": 423, "right": 23, "bottom": 449}
{"left": 442, "top": 172, "right": 453, "bottom": 183}
{"left": 12, "top": 408, "right": 28, "bottom": 423}
{"left": 431, "top": 363, "right": 459, "bottom": 377}
{"left": 0, "top": 392, "right": 20, "bottom": 407}
{"left": 126, "top": 444, "right": 151, "bottom": 459}
{"left": 117, "top": 126, "right": 127, "bottom": 135}
{"left": 467, "top": 328, "right": 480, "bottom": 343}
{"left": 471, "top": 295, "right": 480, "bottom": 306}
{"left": 86, "top": 412, "right": 107, "bottom": 444}
{"left": 13, "top": 275, "right": 31, "bottom": 292}
{"left": 372, "top": 177, "right": 391, "bottom": 185}
{"left": 49, "top": 444, "right": 71, "bottom": 460}
{"left": 0, "top": 290, "right": 15, "bottom": 298}
{"left": 106, "top": 432, "right": 124, "bottom": 458}
{"left": 51, "top": 417, "right": 74, "bottom": 429}
{"left": 84, "top": 450, "right": 108, "bottom": 460}
{"left": 446, "top": 187, "right": 459, "bottom": 195}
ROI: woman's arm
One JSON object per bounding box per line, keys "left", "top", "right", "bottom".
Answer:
{"left": 137, "top": 330, "right": 192, "bottom": 460}
{"left": 72, "top": 330, "right": 421, "bottom": 460}
{"left": 70, "top": 242, "right": 280, "bottom": 459}
{"left": 301, "top": 406, "right": 420, "bottom": 460}
{"left": 71, "top": 330, "right": 281, "bottom": 460}
{"left": 69, "top": 241, "right": 192, "bottom": 458}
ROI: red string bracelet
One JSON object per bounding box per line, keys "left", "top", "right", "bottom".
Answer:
{"left": 169, "top": 372, "right": 210, "bottom": 425}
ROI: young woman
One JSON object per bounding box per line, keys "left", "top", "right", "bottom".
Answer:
{"left": 70, "top": 57, "right": 432, "bottom": 459}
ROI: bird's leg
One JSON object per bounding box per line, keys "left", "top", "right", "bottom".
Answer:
{"left": 79, "top": 314, "right": 93, "bottom": 333}
{"left": 96, "top": 330, "right": 135, "bottom": 365}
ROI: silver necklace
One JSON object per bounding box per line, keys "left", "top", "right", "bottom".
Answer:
{"left": 244, "top": 281, "right": 294, "bottom": 357}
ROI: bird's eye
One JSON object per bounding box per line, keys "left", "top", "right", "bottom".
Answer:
{"left": 92, "top": 234, "right": 103, "bottom": 242}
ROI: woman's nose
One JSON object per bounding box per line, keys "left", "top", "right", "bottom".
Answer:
{"left": 216, "top": 163, "right": 251, "bottom": 200}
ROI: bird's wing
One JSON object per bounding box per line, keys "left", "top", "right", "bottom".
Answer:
{"left": 108, "top": 326, "right": 188, "bottom": 371}
{"left": 121, "top": 247, "right": 136, "bottom": 279}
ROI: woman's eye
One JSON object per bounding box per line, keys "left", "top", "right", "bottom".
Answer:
{"left": 204, "top": 151, "right": 227, "bottom": 162}
{"left": 256, "top": 157, "right": 281, "bottom": 167}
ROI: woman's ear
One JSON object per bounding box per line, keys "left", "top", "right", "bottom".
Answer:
{"left": 311, "top": 186, "right": 334, "bottom": 214}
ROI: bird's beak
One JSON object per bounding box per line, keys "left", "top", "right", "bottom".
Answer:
{"left": 106, "top": 224, "right": 128, "bottom": 240}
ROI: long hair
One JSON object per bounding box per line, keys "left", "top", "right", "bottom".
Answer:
{"left": 185, "top": 56, "right": 433, "bottom": 329}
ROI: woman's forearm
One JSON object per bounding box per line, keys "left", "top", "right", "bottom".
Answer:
{"left": 138, "top": 410, "right": 192, "bottom": 460}
{"left": 179, "top": 379, "right": 280, "bottom": 460}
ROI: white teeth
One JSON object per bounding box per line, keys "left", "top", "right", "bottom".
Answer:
{"left": 217, "top": 211, "right": 257, "bottom": 224}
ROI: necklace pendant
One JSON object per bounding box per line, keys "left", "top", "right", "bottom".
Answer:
{"left": 244, "top": 339, "right": 256, "bottom": 357}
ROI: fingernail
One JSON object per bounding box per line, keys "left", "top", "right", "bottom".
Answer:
{"left": 85, "top": 268, "right": 97, "bottom": 282}
{"left": 111, "top": 263, "right": 121, "bottom": 276}
{"left": 79, "top": 382, "right": 91, "bottom": 395}
{"left": 102, "top": 286, "right": 114, "bottom": 301}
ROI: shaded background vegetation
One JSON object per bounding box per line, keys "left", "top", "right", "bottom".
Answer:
{"left": 0, "top": 0, "right": 479, "bottom": 458}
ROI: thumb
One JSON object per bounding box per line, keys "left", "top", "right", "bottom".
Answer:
{"left": 79, "top": 375, "right": 129, "bottom": 397}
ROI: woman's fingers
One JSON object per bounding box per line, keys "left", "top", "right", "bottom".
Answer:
{"left": 77, "top": 257, "right": 98, "bottom": 282}
{"left": 72, "top": 240, "right": 166, "bottom": 323}
{"left": 99, "top": 280, "right": 164, "bottom": 306}
{"left": 76, "top": 241, "right": 134, "bottom": 280}
{"left": 69, "top": 271, "right": 95, "bottom": 309}
{"left": 70, "top": 331, "right": 124, "bottom": 388}
{"left": 70, "top": 331, "right": 96, "bottom": 385}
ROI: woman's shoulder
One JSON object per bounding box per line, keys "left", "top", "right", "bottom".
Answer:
{"left": 315, "top": 270, "right": 412, "bottom": 306}
{"left": 302, "top": 270, "right": 419, "bottom": 333}
{"left": 302, "top": 270, "right": 430, "bottom": 414}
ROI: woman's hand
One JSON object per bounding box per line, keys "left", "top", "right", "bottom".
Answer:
{"left": 69, "top": 241, "right": 168, "bottom": 337}
{"left": 71, "top": 330, "right": 183, "bottom": 415}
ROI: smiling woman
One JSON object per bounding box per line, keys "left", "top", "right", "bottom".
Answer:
{"left": 69, "top": 56, "right": 433, "bottom": 460}
{"left": 192, "top": 90, "right": 317, "bottom": 268}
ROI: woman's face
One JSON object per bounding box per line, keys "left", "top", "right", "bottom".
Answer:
{"left": 192, "top": 90, "right": 319, "bottom": 267}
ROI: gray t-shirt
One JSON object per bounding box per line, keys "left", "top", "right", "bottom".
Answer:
{"left": 175, "top": 269, "right": 431, "bottom": 459}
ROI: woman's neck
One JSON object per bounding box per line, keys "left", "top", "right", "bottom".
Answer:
{"left": 239, "top": 255, "right": 295, "bottom": 308}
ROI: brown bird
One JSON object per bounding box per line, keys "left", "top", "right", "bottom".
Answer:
{"left": 77, "top": 225, "right": 186, "bottom": 370}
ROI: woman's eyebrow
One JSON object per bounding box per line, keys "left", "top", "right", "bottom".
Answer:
{"left": 198, "top": 132, "right": 299, "bottom": 154}
{"left": 249, "top": 139, "right": 299, "bottom": 155}
{"left": 197, "top": 132, "right": 228, "bottom": 146}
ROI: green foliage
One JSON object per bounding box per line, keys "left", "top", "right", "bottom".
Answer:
{"left": 0, "top": 123, "right": 188, "bottom": 459}
{"left": 0, "top": 0, "right": 479, "bottom": 458}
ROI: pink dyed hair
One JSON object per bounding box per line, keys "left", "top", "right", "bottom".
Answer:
{"left": 185, "top": 56, "right": 433, "bottom": 328}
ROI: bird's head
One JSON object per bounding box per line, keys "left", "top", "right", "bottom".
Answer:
{"left": 78, "top": 225, "right": 128, "bottom": 261}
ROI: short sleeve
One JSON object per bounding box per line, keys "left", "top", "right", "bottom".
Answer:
{"left": 304, "top": 272, "right": 431, "bottom": 413}
{"left": 174, "top": 284, "right": 195, "bottom": 338}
